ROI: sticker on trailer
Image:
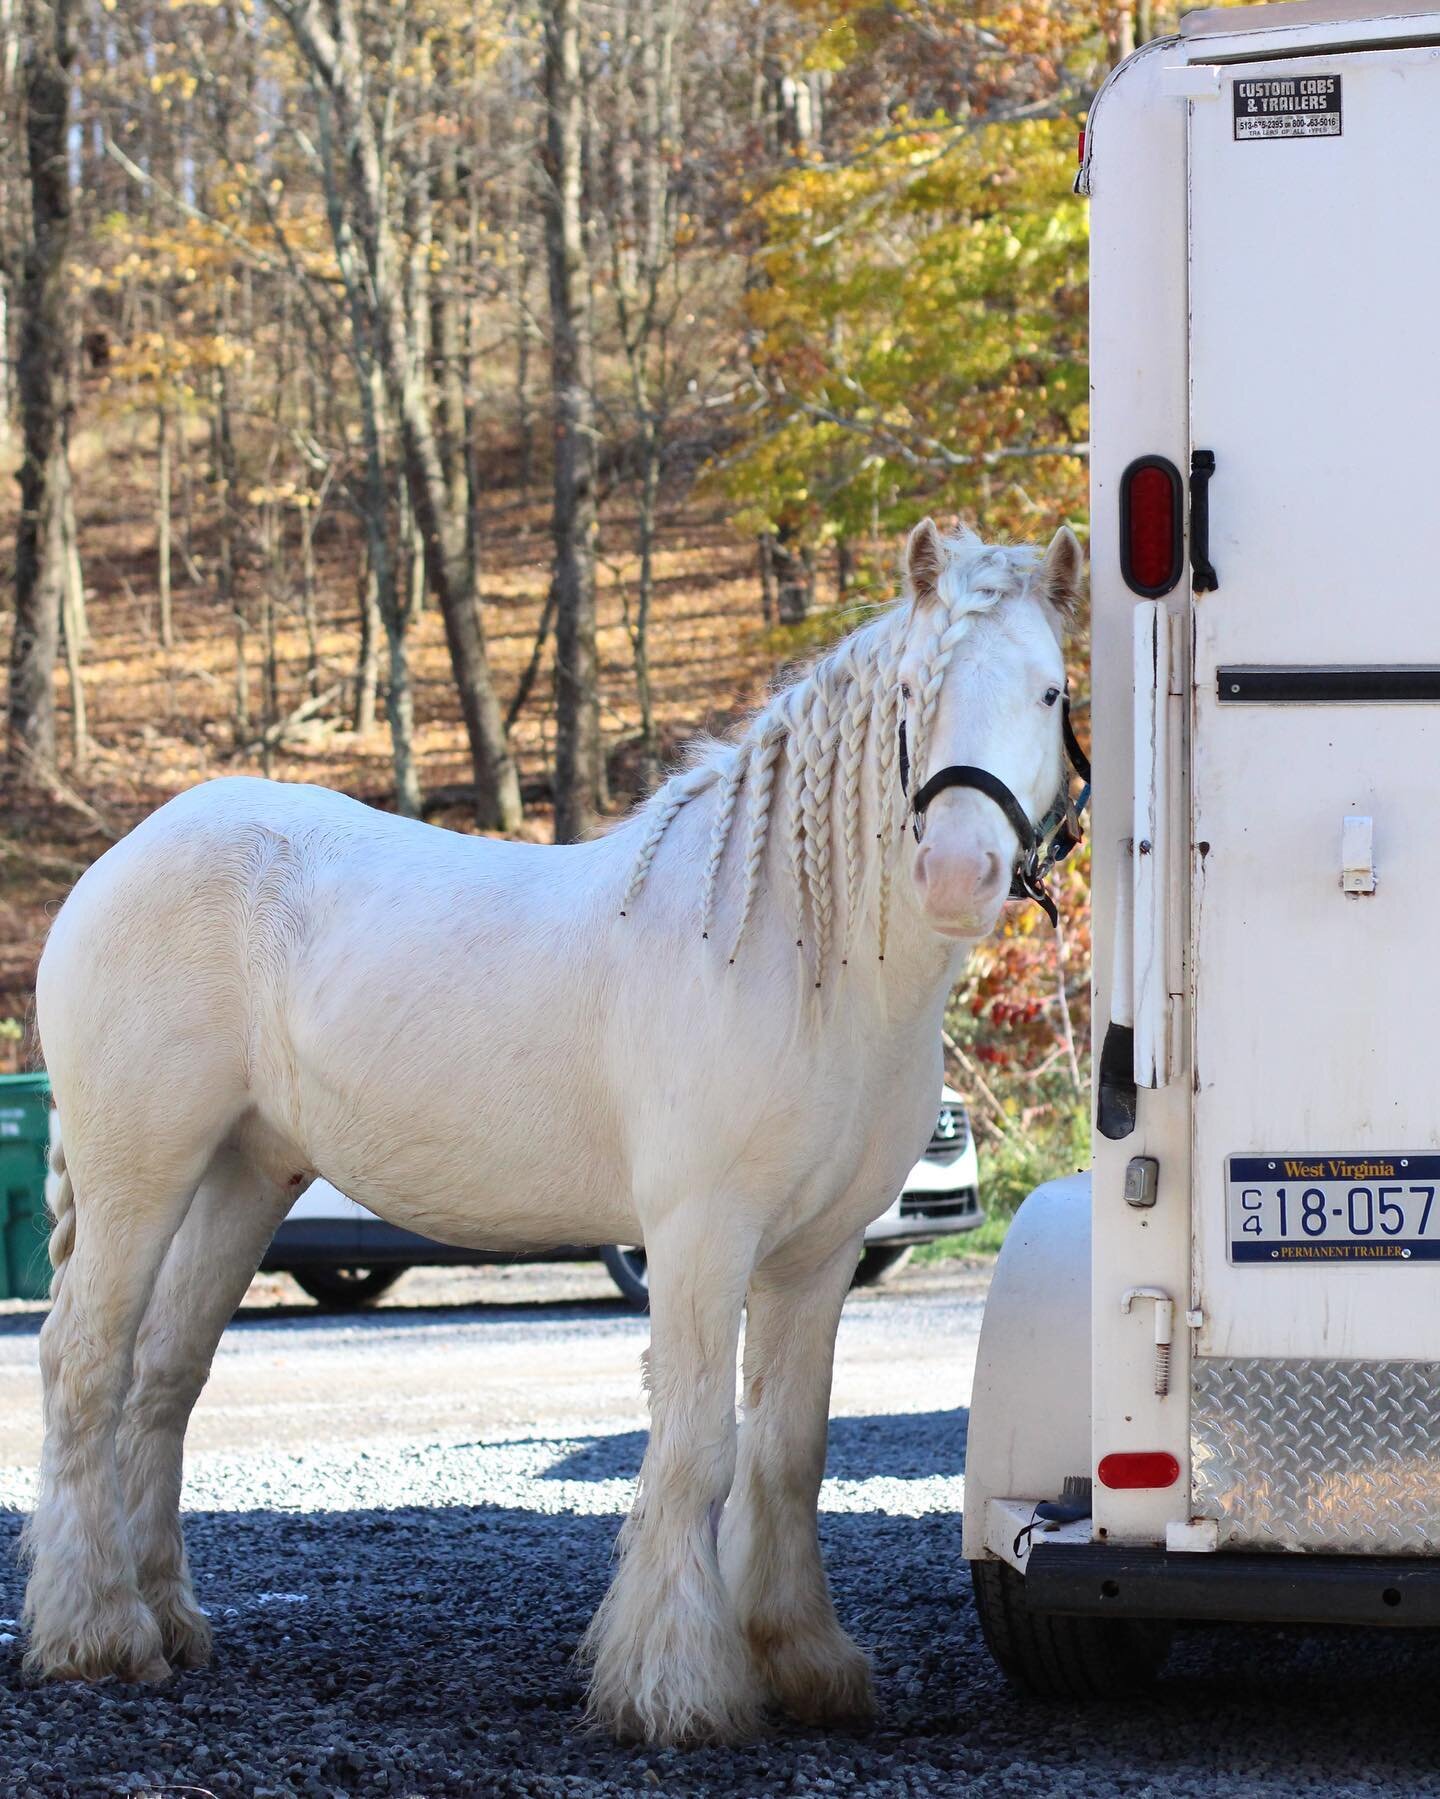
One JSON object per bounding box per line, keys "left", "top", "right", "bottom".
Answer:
{"left": 1227, "top": 1155, "right": 1440, "bottom": 1262}
{"left": 1233, "top": 75, "right": 1342, "bottom": 142}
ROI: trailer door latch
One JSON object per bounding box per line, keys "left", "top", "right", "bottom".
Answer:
{"left": 1121, "top": 1286, "right": 1175, "bottom": 1397}
{"left": 1342, "top": 814, "right": 1376, "bottom": 894}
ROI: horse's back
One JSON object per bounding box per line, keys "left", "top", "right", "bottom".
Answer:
{"left": 37, "top": 780, "right": 419, "bottom": 1113}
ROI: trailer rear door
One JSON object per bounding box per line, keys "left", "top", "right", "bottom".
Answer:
{"left": 1189, "top": 47, "right": 1440, "bottom": 1377}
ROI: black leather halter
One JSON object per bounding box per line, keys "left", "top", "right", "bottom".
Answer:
{"left": 899, "top": 694, "right": 1091, "bottom": 928}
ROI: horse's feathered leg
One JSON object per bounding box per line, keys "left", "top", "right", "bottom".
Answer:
{"left": 116, "top": 1145, "right": 293, "bottom": 1669}
{"left": 720, "top": 1230, "right": 875, "bottom": 1726}
{"left": 21, "top": 1142, "right": 208, "bottom": 1683}
{"left": 580, "top": 1210, "right": 762, "bottom": 1745}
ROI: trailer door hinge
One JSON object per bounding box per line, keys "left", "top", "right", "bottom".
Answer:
{"left": 1162, "top": 65, "right": 1221, "bottom": 100}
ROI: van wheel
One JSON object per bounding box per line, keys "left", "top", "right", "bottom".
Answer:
{"left": 292, "top": 1267, "right": 407, "bottom": 1310}
{"left": 852, "top": 1245, "right": 914, "bottom": 1287}
{"left": 600, "top": 1245, "right": 650, "bottom": 1310}
{"left": 970, "top": 1558, "right": 1173, "bottom": 1699}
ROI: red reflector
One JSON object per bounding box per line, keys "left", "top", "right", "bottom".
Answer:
{"left": 1118, "top": 455, "right": 1183, "bottom": 597}
{"left": 1097, "top": 1451, "right": 1180, "bottom": 1490}
{"left": 1077, "top": 126, "right": 1086, "bottom": 164}
{"left": 1126, "top": 466, "right": 1176, "bottom": 589}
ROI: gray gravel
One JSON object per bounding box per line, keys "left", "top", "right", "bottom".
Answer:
{"left": 2, "top": 1264, "right": 1439, "bottom": 1797}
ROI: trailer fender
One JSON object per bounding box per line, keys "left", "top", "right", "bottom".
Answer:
{"left": 963, "top": 1172, "right": 1091, "bottom": 1562}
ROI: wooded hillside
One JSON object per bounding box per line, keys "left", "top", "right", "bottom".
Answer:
{"left": 0, "top": 1, "right": 1180, "bottom": 1161}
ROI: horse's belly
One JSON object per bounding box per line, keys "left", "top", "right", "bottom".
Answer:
{"left": 349, "top": 1174, "right": 636, "bottom": 1255}
{"left": 297, "top": 1100, "right": 635, "bottom": 1254}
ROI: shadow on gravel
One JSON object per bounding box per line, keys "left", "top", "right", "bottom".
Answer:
{"left": 533, "top": 1408, "right": 970, "bottom": 1484}
{"left": 0, "top": 1292, "right": 648, "bottom": 1341}
{"left": 7, "top": 1494, "right": 1440, "bottom": 1799}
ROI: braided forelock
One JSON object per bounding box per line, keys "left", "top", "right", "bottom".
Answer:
{"left": 906, "top": 575, "right": 1012, "bottom": 812}
{"left": 874, "top": 670, "right": 902, "bottom": 962}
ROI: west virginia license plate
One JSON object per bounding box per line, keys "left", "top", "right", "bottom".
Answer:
{"left": 1228, "top": 1155, "right": 1440, "bottom": 1263}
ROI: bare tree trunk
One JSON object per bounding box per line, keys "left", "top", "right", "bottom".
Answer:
{"left": 353, "top": 548, "right": 381, "bottom": 736}
{"left": 835, "top": 535, "right": 852, "bottom": 601}
{"left": 542, "top": 0, "right": 606, "bottom": 841}
{"left": 212, "top": 362, "right": 247, "bottom": 743}
{"left": 7, "top": 0, "right": 75, "bottom": 780}
{"left": 300, "top": 495, "right": 320, "bottom": 694}
{"left": 631, "top": 424, "right": 661, "bottom": 789}
{"left": 398, "top": 479, "right": 425, "bottom": 625}
{"left": 156, "top": 401, "right": 174, "bottom": 648}
{"left": 358, "top": 379, "right": 421, "bottom": 817}
{"left": 58, "top": 459, "right": 85, "bottom": 767}
{"left": 757, "top": 534, "right": 777, "bottom": 625}
{"left": 259, "top": 579, "right": 278, "bottom": 778}
{"left": 382, "top": 607, "right": 422, "bottom": 820}
{"left": 772, "top": 525, "right": 812, "bottom": 624}
{"left": 280, "top": 0, "right": 523, "bottom": 832}
{"left": 512, "top": 238, "right": 536, "bottom": 490}
{"left": 0, "top": 274, "right": 11, "bottom": 444}
{"left": 431, "top": 133, "right": 468, "bottom": 519}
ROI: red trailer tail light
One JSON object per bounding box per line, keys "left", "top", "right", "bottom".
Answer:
{"left": 1119, "top": 455, "right": 1183, "bottom": 597}
{"left": 1097, "top": 1450, "right": 1181, "bottom": 1490}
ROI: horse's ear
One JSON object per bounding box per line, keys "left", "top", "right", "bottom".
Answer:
{"left": 904, "top": 517, "right": 945, "bottom": 609}
{"left": 1037, "top": 524, "right": 1084, "bottom": 620}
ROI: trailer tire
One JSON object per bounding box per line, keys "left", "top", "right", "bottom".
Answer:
{"left": 970, "top": 1558, "right": 1173, "bottom": 1700}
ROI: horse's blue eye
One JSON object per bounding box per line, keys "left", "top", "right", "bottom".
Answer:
{"left": 1043, "top": 687, "right": 1061, "bottom": 707}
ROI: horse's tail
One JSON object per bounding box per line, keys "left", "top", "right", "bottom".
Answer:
{"left": 45, "top": 1125, "right": 76, "bottom": 1300}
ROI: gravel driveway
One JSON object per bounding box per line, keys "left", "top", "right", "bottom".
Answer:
{"left": 2, "top": 1259, "right": 1438, "bottom": 1798}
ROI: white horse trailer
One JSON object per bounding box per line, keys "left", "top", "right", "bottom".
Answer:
{"left": 965, "top": 0, "right": 1440, "bottom": 1693}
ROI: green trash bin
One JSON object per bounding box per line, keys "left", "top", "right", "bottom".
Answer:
{"left": 0, "top": 1071, "right": 53, "bottom": 1301}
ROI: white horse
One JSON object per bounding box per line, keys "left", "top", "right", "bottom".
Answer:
{"left": 22, "top": 519, "right": 1080, "bottom": 1744}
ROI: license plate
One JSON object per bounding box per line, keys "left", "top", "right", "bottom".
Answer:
{"left": 1228, "top": 1155, "right": 1440, "bottom": 1263}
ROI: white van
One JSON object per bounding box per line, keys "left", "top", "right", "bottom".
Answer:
{"left": 263, "top": 1086, "right": 981, "bottom": 1309}
{"left": 965, "top": 1, "right": 1440, "bottom": 1694}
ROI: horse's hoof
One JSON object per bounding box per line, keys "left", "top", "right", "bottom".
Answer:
{"left": 24, "top": 1597, "right": 170, "bottom": 1685}
{"left": 150, "top": 1588, "right": 213, "bottom": 1671}
{"left": 585, "top": 1682, "right": 768, "bottom": 1747}
{"left": 582, "top": 1618, "right": 768, "bottom": 1745}
{"left": 748, "top": 1622, "right": 876, "bottom": 1728}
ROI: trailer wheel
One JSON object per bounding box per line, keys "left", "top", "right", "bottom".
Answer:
{"left": 970, "top": 1558, "right": 1173, "bottom": 1700}
{"left": 292, "top": 1267, "right": 407, "bottom": 1310}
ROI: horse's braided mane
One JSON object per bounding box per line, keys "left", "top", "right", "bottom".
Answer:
{"left": 619, "top": 530, "right": 1038, "bottom": 980}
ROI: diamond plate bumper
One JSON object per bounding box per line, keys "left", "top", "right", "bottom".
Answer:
{"left": 1191, "top": 1357, "right": 1440, "bottom": 1554}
